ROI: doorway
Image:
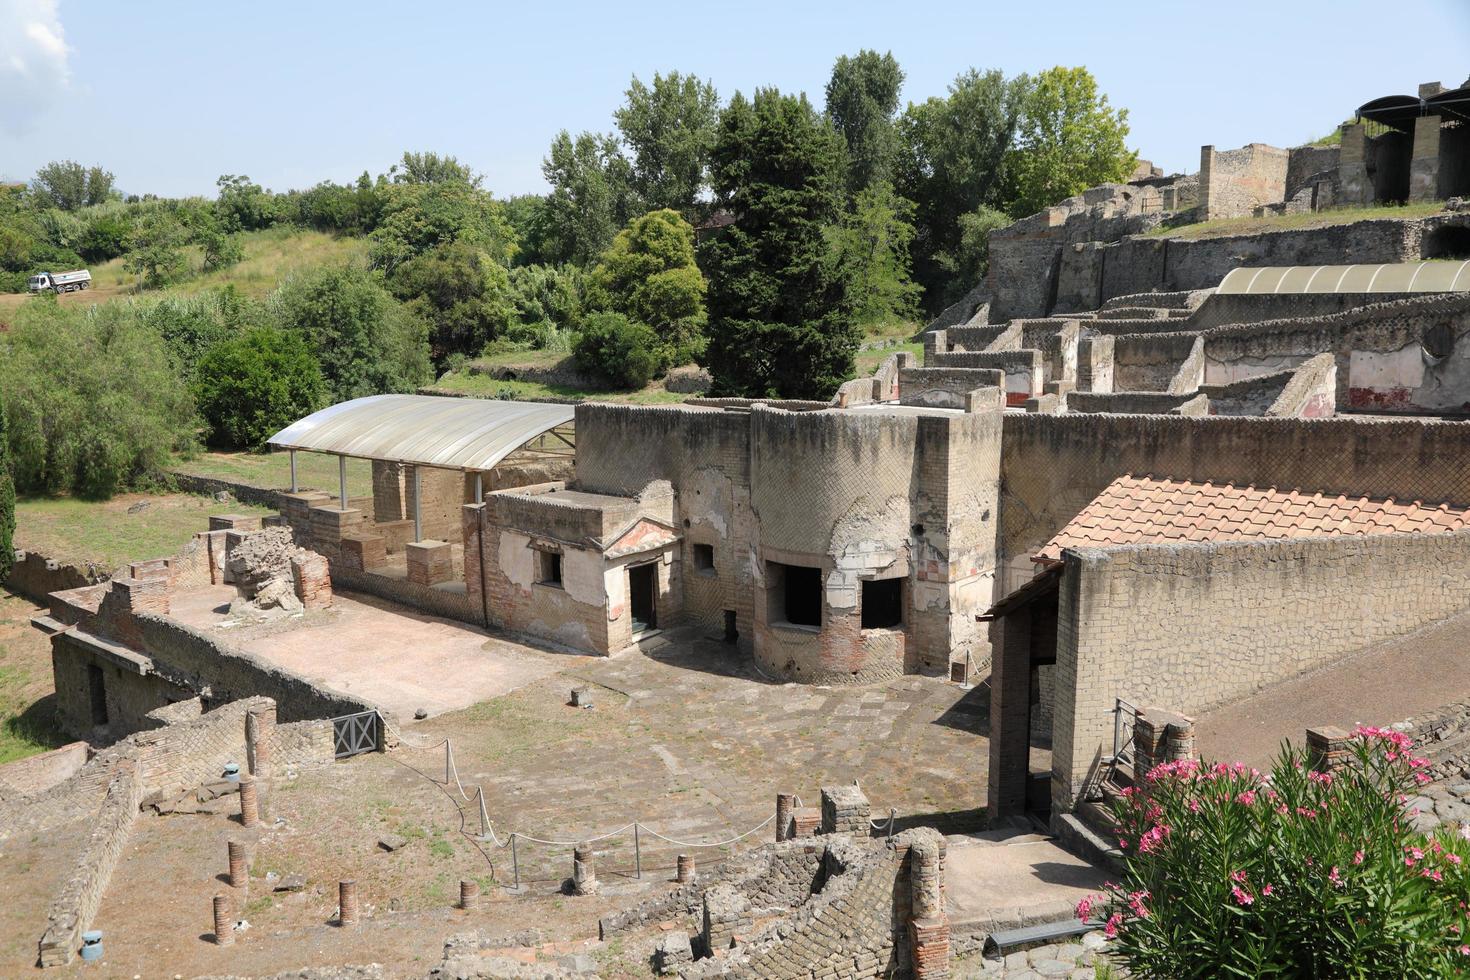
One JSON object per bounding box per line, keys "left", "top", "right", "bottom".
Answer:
{"left": 629, "top": 563, "right": 657, "bottom": 633}
{"left": 87, "top": 663, "right": 109, "bottom": 727}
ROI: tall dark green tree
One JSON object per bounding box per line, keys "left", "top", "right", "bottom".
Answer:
{"left": 0, "top": 398, "right": 14, "bottom": 586}
{"left": 33, "top": 160, "right": 115, "bottom": 210}
{"left": 614, "top": 72, "right": 721, "bottom": 215}
{"left": 896, "top": 69, "right": 1031, "bottom": 310}
{"left": 825, "top": 51, "right": 904, "bottom": 196}
{"left": 702, "top": 89, "right": 857, "bottom": 399}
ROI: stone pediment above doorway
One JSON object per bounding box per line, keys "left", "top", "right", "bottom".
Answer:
{"left": 603, "top": 517, "right": 680, "bottom": 560}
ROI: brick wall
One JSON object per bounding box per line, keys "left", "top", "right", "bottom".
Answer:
{"left": 1051, "top": 529, "right": 1470, "bottom": 813}
{"left": 1111, "top": 333, "right": 1203, "bottom": 392}
{"left": 7, "top": 551, "right": 106, "bottom": 602}
{"left": 1200, "top": 143, "right": 1290, "bottom": 220}
{"left": 999, "top": 414, "right": 1470, "bottom": 578}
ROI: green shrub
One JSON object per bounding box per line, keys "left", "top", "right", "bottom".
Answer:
{"left": 573, "top": 312, "right": 666, "bottom": 389}
{"left": 0, "top": 298, "right": 197, "bottom": 498}
{"left": 195, "top": 327, "right": 326, "bottom": 449}
{"left": 1081, "top": 729, "right": 1470, "bottom": 978}
{"left": 0, "top": 399, "right": 14, "bottom": 584}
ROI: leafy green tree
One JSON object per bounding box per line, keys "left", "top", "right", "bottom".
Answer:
{"left": 0, "top": 398, "right": 14, "bottom": 585}
{"left": 951, "top": 204, "right": 1012, "bottom": 294}
{"left": 825, "top": 51, "right": 904, "bottom": 195}
{"left": 573, "top": 312, "right": 666, "bottom": 388}
{"left": 195, "top": 327, "right": 326, "bottom": 449}
{"left": 537, "top": 131, "right": 640, "bottom": 266}
{"left": 614, "top": 72, "right": 720, "bottom": 215}
{"left": 215, "top": 175, "right": 278, "bottom": 232}
{"left": 388, "top": 241, "right": 516, "bottom": 359}
{"left": 76, "top": 203, "right": 135, "bottom": 262}
{"left": 588, "top": 209, "right": 705, "bottom": 362}
{"left": 896, "top": 69, "right": 1031, "bottom": 308}
{"left": 702, "top": 89, "right": 857, "bottom": 399}
{"left": 370, "top": 179, "right": 517, "bottom": 274}
{"left": 1002, "top": 66, "right": 1137, "bottom": 218}
{"left": 123, "top": 211, "right": 190, "bottom": 288}
{"left": 269, "top": 264, "right": 432, "bottom": 401}
{"left": 391, "top": 151, "right": 478, "bottom": 186}
{"left": 0, "top": 298, "right": 197, "bottom": 498}
{"left": 33, "top": 161, "right": 115, "bottom": 210}
{"left": 507, "top": 263, "right": 585, "bottom": 337}
{"left": 829, "top": 181, "right": 921, "bottom": 325}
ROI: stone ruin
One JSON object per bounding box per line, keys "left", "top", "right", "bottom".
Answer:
{"left": 223, "top": 526, "right": 332, "bottom": 622}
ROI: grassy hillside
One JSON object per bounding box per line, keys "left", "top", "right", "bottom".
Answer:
{"left": 0, "top": 226, "right": 366, "bottom": 327}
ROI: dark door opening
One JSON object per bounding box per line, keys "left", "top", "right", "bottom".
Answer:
{"left": 723, "top": 609, "right": 738, "bottom": 643}
{"left": 629, "top": 563, "right": 657, "bottom": 633}
{"left": 87, "top": 663, "right": 109, "bottom": 726}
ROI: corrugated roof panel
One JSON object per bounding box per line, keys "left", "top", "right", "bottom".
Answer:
{"left": 1217, "top": 262, "right": 1470, "bottom": 295}
{"left": 268, "top": 395, "right": 575, "bottom": 471}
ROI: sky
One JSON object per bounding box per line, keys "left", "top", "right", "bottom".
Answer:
{"left": 3, "top": 0, "right": 1469, "bottom": 199}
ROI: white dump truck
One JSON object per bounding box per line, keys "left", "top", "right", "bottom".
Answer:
{"left": 28, "top": 269, "right": 92, "bottom": 293}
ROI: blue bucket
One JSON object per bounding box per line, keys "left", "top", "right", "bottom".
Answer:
{"left": 80, "top": 930, "right": 103, "bottom": 962}
{"left": 223, "top": 762, "right": 241, "bottom": 783}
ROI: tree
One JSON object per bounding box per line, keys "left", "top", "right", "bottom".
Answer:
{"left": 269, "top": 264, "right": 432, "bottom": 402}
{"left": 33, "top": 161, "right": 115, "bottom": 210}
{"left": 370, "top": 179, "right": 517, "bottom": 274}
{"left": 896, "top": 69, "right": 1031, "bottom": 309}
{"left": 195, "top": 327, "right": 326, "bottom": 449}
{"left": 828, "top": 181, "right": 921, "bottom": 326}
{"left": 825, "top": 51, "right": 904, "bottom": 195}
{"left": 1003, "top": 66, "right": 1137, "bottom": 219}
{"left": 391, "top": 151, "right": 479, "bottom": 187}
{"left": 536, "top": 131, "right": 640, "bottom": 266}
{"left": 123, "top": 211, "right": 190, "bottom": 288}
{"left": 573, "top": 312, "right": 665, "bottom": 389}
{"left": 702, "top": 89, "right": 858, "bottom": 399}
{"left": 951, "top": 204, "right": 1012, "bottom": 295}
{"left": 0, "top": 299, "right": 197, "bottom": 498}
{"left": 588, "top": 209, "right": 706, "bottom": 363}
{"left": 215, "top": 175, "right": 278, "bottom": 232}
{"left": 0, "top": 398, "right": 14, "bottom": 585}
{"left": 614, "top": 72, "right": 720, "bottom": 215}
{"left": 388, "top": 241, "right": 516, "bottom": 360}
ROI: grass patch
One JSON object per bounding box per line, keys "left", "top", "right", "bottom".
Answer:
{"left": 14, "top": 492, "right": 276, "bottom": 573}
{"left": 170, "top": 449, "right": 373, "bottom": 498}
{"left": 0, "top": 591, "right": 68, "bottom": 764}
{"left": 857, "top": 341, "right": 922, "bottom": 375}
{"left": 1146, "top": 202, "right": 1445, "bottom": 241}
{"left": 428, "top": 372, "right": 690, "bottom": 405}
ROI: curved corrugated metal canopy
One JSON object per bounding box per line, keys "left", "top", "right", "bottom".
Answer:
{"left": 268, "top": 394, "right": 575, "bottom": 471}
{"left": 1427, "top": 86, "right": 1470, "bottom": 124}
{"left": 1217, "top": 261, "right": 1470, "bottom": 295}
{"left": 1357, "top": 94, "right": 1424, "bottom": 132}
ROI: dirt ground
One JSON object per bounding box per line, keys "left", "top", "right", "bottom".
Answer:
{"left": 5, "top": 622, "right": 989, "bottom": 977}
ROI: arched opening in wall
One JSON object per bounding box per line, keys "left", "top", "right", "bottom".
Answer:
{"left": 1422, "top": 225, "right": 1470, "bottom": 260}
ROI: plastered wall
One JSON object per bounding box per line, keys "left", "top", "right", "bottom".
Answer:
{"left": 1051, "top": 530, "right": 1470, "bottom": 812}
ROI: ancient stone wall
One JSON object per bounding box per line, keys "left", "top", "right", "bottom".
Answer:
{"left": 6, "top": 551, "right": 107, "bottom": 602}
{"left": 1200, "top": 143, "right": 1289, "bottom": 220}
{"left": 1051, "top": 529, "right": 1470, "bottom": 813}
{"left": 1111, "top": 333, "right": 1203, "bottom": 392}
{"left": 997, "top": 414, "right": 1470, "bottom": 591}
{"left": 0, "top": 742, "right": 89, "bottom": 799}
{"left": 1200, "top": 292, "right": 1470, "bottom": 413}
{"left": 1065, "top": 391, "right": 1208, "bottom": 415}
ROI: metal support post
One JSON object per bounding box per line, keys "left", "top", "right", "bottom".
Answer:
{"left": 338, "top": 455, "right": 347, "bottom": 509}
{"left": 634, "top": 823, "right": 642, "bottom": 879}
{"left": 413, "top": 466, "right": 423, "bottom": 541}
{"left": 474, "top": 472, "right": 483, "bottom": 504}
{"left": 511, "top": 834, "right": 520, "bottom": 890}
{"left": 289, "top": 450, "right": 298, "bottom": 492}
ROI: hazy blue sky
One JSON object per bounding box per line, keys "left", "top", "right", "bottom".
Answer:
{"left": 4, "top": 0, "right": 1469, "bottom": 198}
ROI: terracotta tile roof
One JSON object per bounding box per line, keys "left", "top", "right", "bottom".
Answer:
{"left": 1035, "top": 474, "right": 1470, "bottom": 562}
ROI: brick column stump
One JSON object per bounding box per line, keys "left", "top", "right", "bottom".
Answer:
{"left": 459, "top": 879, "right": 480, "bottom": 910}
{"left": 212, "top": 894, "right": 234, "bottom": 946}
{"left": 238, "top": 776, "right": 260, "bottom": 828}
{"left": 227, "top": 840, "right": 248, "bottom": 889}
{"left": 338, "top": 880, "right": 359, "bottom": 927}
{"left": 775, "top": 793, "right": 794, "bottom": 842}
{"left": 1307, "top": 725, "right": 1352, "bottom": 772}
{"left": 676, "top": 854, "right": 695, "bottom": 884}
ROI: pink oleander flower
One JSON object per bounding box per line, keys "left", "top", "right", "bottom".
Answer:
{"left": 1448, "top": 854, "right": 1463, "bottom": 866}
{"left": 1231, "top": 885, "right": 1254, "bottom": 906}
{"left": 1353, "top": 850, "right": 1365, "bottom": 865}
{"left": 1138, "top": 825, "right": 1170, "bottom": 854}
{"left": 1329, "top": 866, "right": 1344, "bottom": 888}
{"left": 1423, "top": 868, "right": 1444, "bottom": 882}
{"left": 1104, "top": 912, "right": 1122, "bottom": 939}
{"left": 1127, "top": 889, "right": 1151, "bottom": 919}
{"left": 1075, "top": 895, "right": 1095, "bottom": 921}
{"left": 1461, "top": 824, "right": 1470, "bottom": 842}
{"left": 1236, "top": 790, "right": 1258, "bottom": 805}
{"left": 1460, "top": 945, "right": 1470, "bottom": 956}
{"left": 1261, "top": 883, "right": 1274, "bottom": 896}
{"left": 1307, "top": 770, "right": 1334, "bottom": 787}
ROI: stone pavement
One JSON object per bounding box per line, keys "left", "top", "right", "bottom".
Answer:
{"left": 268, "top": 626, "right": 990, "bottom": 892}
{"left": 945, "top": 831, "right": 1109, "bottom": 929}
{"left": 953, "top": 931, "right": 1121, "bottom": 978}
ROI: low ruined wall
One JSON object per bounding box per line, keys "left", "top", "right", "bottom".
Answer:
{"left": 132, "top": 614, "right": 373, "bottom": 723}
{"left": 166, "top": 472, "right": 286, "bottom": 510}
{"left": 0, "top": 742, "right": 89, "bottom": 799}
{"left": 999, "top": 414, "right": 1470, "bottom": 579}
{"left": 1052, "top": 529, "right": 1470, "bottom": 812}
{"left": 330, "top": 567, "right": 484, "bottom": 628}
{"left": 1201, "top": 292, "right": 1470, "bottom": 413}
{"left": 1065, "top": 391, "right": 1208, "bottom": 415}
{"left": 36, "top": 766, "right": 142, "bottom": 967}
{"left": 7, "top": 551, "right": 108, "bottom": 602}
{"left": 1111, "top": 333, "right": 1202, "bottom": 393}
{"left": 1189, "top": 291, "right": 1391, "bottom": 331}
{"left": 1200, "top": 143, "right": 1289, "bottom": 220}
{"left": 925, "top": 349, "right": 1041, "bottom": 405}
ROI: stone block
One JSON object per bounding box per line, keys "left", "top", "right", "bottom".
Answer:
{"left": 339, "top": 532, "right": 387, "bottom": 571}
{"left": 376, "top": 519, "right": 417, "bottom": 555}
{"left": 820, "top": 784, "right": 871, "bottom": 835}
{"left": 209, "top": 514, "right": 264, "bottom": 532}
{"left": 406, "top": 540, "right": 453, "bottom": 586}
{"left": 290, "top": 553, "right": 333, "bottom": 610}
{"left": 792, "top": 807, "right": 821, "bottom": 838}
{"left": 654, "top": 931, "right": 693, "bottom": 975}
{"left": 701, "top": 884, "right": 751, "bottom": 955}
